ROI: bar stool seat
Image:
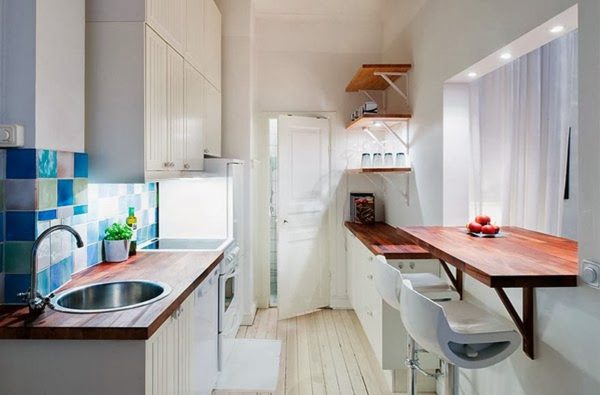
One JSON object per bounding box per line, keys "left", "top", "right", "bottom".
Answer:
{"left": 400, "top": 279, "right": 521, "bottom": 370}
{"left": 374, "top": 255, "right": 461, "bottom": 395}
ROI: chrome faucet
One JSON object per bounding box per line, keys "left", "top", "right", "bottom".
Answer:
{"left": 18, "top": 225, "right": 85, "bottom": 314}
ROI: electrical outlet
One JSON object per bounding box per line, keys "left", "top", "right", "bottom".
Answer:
{"left": 0, "top": 124, "right": 24, "bottom": 147}
{"left": 582, "top": 260, "right": 600, "bottom": 288}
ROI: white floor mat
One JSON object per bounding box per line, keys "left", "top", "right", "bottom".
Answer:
{"left": 215, "top": 339, "right": 282, "bottom": 392}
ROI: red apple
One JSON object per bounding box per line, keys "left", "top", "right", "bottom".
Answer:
{"left": 475, "top": 215, "right": 491, "bottom": 225}
{"left": 493, "top": 224, "right": 500, "bottom": 234}
{"left": 468, "top": 222, "right": 483, "bottom": 233}
{"left": 482, "top": 224, "right": 496, "bottom": 234}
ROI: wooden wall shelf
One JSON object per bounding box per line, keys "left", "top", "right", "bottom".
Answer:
{"left": 346, "top": 64, "right": 412, "bottom": 92}
{"left": 346, "top": 113, "right": 412, "bottom": 130}
{"left": 347, "top": 167, "right": 411, "bottom": 174}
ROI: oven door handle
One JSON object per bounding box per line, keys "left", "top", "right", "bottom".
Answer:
{"left": 221, "top": 266, "right": 238, "bottom": 279}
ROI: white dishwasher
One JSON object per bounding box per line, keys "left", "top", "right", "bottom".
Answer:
{"left": 191, "top": 265, "right": 220, "bottom": 395}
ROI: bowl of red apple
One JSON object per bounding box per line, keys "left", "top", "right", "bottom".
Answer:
{"left": 466, "top": 215, "right": 503, "bottom": 238}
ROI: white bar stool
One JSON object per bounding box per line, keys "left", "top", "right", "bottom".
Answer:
{"left": 400, "top": 278, "right": 522, "bottom": 395}
{"left": 374, "top": 256, "right": 460, "bottom": 395}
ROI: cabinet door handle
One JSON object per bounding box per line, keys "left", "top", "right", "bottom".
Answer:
{"left": 367, "top": 274, "right": 373, "bottom": 280}
{"left": 164, "top": 162, "right": 170, "bottom": 168}
{"left": 184, "top": 163, "right": 190, "bottom": 169}
{"left": 366, "top": 310, "right": 373, "bottom": 317}
{"left": 204, "top": 148, "right": 209, "bottom": 153}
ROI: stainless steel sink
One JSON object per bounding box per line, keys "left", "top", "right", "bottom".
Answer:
{"left": 52, "top": 280, "right": 172, "bottom": 314}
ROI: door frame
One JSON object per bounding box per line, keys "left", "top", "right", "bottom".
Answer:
{"left": 252, "top": 111, "right": 337, "bottom": 310}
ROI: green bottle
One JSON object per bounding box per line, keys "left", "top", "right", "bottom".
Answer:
{"left": 126, "top": 207, "right": 138, "bottom": 256}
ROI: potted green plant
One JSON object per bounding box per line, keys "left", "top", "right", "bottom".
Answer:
{"left": 104, "top": 223, "right": 133, "bottom": 262}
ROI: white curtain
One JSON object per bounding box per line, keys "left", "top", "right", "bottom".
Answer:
{"left": 469, "top": 31, "right": 578, "bottom": 235}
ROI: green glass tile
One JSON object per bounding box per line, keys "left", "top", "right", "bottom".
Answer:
{"left": 37, "top": 179, "right": 57, "bottom": 210}
{"left": 4, "top": 242, "right": 34, "bottom": 274}
{"left": 73, "top": 179, "right": 88, "bottom": 205}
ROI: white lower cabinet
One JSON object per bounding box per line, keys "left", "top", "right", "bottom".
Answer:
{"left": 346, "top": 230, "right": 439, "bottom": 393}
{"left": 145, "top": 266, "right": 219, "bottom": 395}
{"left": 0, "top": 266, "right": 221, "bottom": 395}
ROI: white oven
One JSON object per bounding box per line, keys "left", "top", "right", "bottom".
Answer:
{"left": 218, "top": 243, "right": 241, "bottom": 370}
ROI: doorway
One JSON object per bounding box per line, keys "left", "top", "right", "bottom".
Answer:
{"left": 265, "top": 114, "right": 332, "bottom": 319}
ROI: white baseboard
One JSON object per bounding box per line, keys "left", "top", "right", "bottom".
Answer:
{"left": 329, "top": 295, "right": 351, "bottom": 309}
{"left": 241, "top": 301, "right": 257, "bottom": 325}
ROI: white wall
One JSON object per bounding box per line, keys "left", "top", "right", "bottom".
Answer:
{"left": 382, "top": 0, "right": 600, "bottom": 393}
{"left": 0, "top": 0, "right": 85, "bottom": 152}
{"left": 252, "top": 0, "right": 386, "bottom": 308}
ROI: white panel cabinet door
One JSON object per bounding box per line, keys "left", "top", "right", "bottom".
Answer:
{"left": 204, "top": 80, "right": 222, "bottom": 157}
{"left": 146, "top": 0, "right": 186, "bottom": 53}
{"left": 144, "top": 27, "right": 169, "bottom": 171}
{"left": 184, "top": 62, "right": 205, "bottom": 170}
{"left": 167, "top": 46, "right": 186, "bottom": 170}
{"left": 202, "top": 0, "right": 221, "bottom": 91}
{"left": 145, "top": 293, "right": 194, "bottom": 395}
{"left": 185, "top": 0, "right": 205, "bottom": 72}
{"left": 191, "top": 268, "right": 219, "bottom": 395}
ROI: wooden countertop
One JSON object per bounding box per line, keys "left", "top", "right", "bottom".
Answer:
{"left": 345, "top": 222, "right": 434, "bottom": 259}
{"left": 397, "top": 226, "right": 578, "bottom": 288}
{"left": 0, "top": 251, "right": 223, "bottom": 340}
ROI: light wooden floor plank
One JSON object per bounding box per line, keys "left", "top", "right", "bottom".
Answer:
{"left": 321, "top": 310, "right": 354, "bottom": 395}
{"left": 285, "top": 317, "right": 299, "bottom": 395}
{"left": 315, "top": 311, "right": 341, "bottom": 394}
{"left": 296, "top": 314, "right": 313, "bottom": 394}
{"left": 307, "top": 312, "right": 326, "bottom": 394}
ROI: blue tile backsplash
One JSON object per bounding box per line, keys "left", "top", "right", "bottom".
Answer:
{"left": 0, "top": 148, "right": 158, "bottom": 304}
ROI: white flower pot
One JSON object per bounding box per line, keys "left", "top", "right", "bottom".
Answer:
{"left": 104, "top": 240, "right": 131, "bottom": 263}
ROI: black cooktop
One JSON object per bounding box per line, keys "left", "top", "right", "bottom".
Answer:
{"left": 140, "top": 238, "right": 229, "bottom": 251}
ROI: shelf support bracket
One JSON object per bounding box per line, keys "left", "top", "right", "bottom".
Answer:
{"left": 359, "top": 90, "right": 378, "bottom": 103}
{"left": 373, "top": 72, "right": 409, "bottom": 103}
{"left": 439, "top": 260, "right": 463, "bottom": 299}
{"left": 381, "top": 121, "right": 408, "bottom": 150}
{"left": 495, "top": 287, "right": 535, "bottom": 359}
{"left": 379, "top": 173, "right": 410, "bottom": 206}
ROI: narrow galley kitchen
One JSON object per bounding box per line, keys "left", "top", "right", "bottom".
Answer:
{"left": 1, "top": 1, "right": 600, "bottom": 395}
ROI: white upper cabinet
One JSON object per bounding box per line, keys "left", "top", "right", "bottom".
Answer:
{"left": 85, "top": 0, "right": 222, "bottom": 182}
{"left": 184, "top": 62, "right": 206, "bottom": 170}
{"left": 203, "top": 0, "right": 222, "bottom": 91}
{"left": 146, "top": 0, "right": 186, "bottom": 53}
{"left": 204, "top": 79, "right": 222, "bottom": 157}
{"left": 185, "top": 0, "right": 205, "bottom": 72}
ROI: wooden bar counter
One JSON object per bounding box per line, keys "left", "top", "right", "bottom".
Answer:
{"left": 397, "top": 226, "right": 579, "bottom": 359}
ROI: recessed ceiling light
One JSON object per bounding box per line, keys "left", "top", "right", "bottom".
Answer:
{"left": 550, "top": 25, "right": 565, "bottom": 33}
{"left": 468, "top": 72, "right": 478, "bottom": 78}
{"left": 373, "top": 121, "right": 383, "bottom": 127}
{"left": 500, "top": 52, "right": 512, "bottom": 60}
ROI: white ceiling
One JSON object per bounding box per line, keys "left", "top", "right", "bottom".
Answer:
{"left": 254, "top": 0, "right": 387, "bottom": 17}
{"left": 254, "top": 0, "right": 427, "bottom": 34}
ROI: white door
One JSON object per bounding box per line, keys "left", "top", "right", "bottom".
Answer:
{"left": 277, "top": 115, "right": 330, "bottom": 320}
